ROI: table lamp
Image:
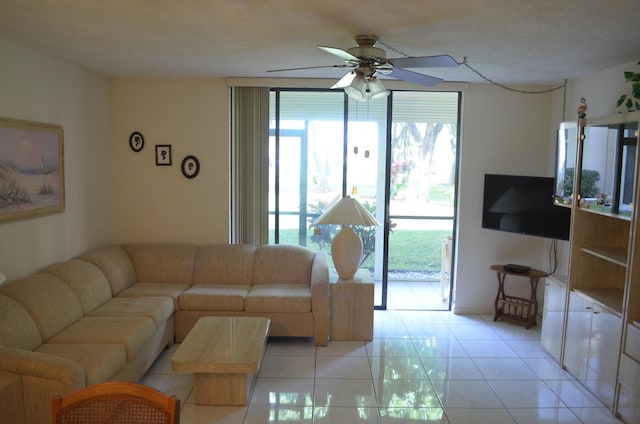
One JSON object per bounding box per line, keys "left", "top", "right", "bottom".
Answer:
{"left": 313, "top": 196, "right": 380, "bottom": 279}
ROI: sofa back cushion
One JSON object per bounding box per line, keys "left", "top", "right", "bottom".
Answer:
{"left": 41, "top": 259, "right": 112, "bottom": 314}
{"left": 0, "top": 294, "right": 42, "bottom": 350}
{"left": 123, "top": 243, "right": 197, "bottom": 284}
{"left": 194, "top": 244, "right": 256, "bottom": 284}
{"left": 0, "top": 274, "right": 83, "bottom": 342}
{"left": 81, "top": 245, "right": 137, "bottom": 296}
{"left": 253, "top": 244, "right": 314, "bottom": 285}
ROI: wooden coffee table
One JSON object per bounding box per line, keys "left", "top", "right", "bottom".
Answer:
{"left": 172, "top": 316, "right": 270, "bottom": 405}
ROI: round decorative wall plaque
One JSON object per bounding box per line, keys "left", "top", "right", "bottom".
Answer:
{"left": 129, "top": 131, "right": 144, "bottom": 152}
{"left": 181, "top": 155, "right": 200, "bottom": 179}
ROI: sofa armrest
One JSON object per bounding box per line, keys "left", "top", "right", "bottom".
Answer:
{"left": 0, "top": 346, "right": 86, "bottom": 424}
{"left": 310, "top": 252, "right": 329, "bottom": 346}
{"left": 0, "top": 346, "right": 85, "bottom": 390}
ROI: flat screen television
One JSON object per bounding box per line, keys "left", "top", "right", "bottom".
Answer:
{"left": 482, "top": 173, "right": 571, "bottom": 240}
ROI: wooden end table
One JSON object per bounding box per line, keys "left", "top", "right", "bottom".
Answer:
{"left": 172, "top": 316, "right": 270, "bottom": 405}
{"left": 491, "top": 265, "right": 549, "bottom": 329}
{"left": 330, "top": 269, "right": 374, "bottom": 341}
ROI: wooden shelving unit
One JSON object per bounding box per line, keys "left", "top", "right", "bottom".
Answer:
{"left": 618, "top": 120, "right": 640, "bottom": 421}
{"left": 546, "top": 112, "right": 640, "bottom": 420}
{"left": 541, "top": 274, "right": 567, "bottom": 362}
{"left": 580, "top": 246, "right": 628, "bottom": 267}
{"left": 574, "top": 287, "right": 624, "bottom": 315}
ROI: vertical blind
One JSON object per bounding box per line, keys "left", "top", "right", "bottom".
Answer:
{"left": 230, "top": 87, "right": 269, "bottom": 245}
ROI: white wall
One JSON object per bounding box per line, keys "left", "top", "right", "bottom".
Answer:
{"left": 453, "top": 58, "right": 640, "bottom": 314}
{"left": 453, "top": 84, "right": 554, "bottom": 313}
{"left": 0, "top": 39, "right": 114, "bottom": 281}
{"left": 110, "top": 78, "right": 231, "bottom": 244}
{"left": 562, "top": 60, "right": 639, "bottom": 119}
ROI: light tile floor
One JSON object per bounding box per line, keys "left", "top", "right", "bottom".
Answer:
{"left": 383, "top": 281, "right": 450, "bottom": 311}
{"left": 141, "top": 311, "right": 623, "bottom": 423}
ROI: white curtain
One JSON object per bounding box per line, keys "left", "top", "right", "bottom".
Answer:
{"left": 230, "top": 87, "right": 270, "bottom": 245}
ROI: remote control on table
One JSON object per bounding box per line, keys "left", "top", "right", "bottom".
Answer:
{"left": 504, "top": 263, "right": 531, "bottom": 273}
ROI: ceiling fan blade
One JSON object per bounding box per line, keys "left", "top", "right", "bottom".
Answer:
{"left": 390, "top": 55, "right": 459, "bottom": 69}
{"left": 267, "top": 64, "right": 353, "bottom": 73}
{"left": 388, "top": 67, "right": 443, "bottom": 86}
{"left": 331, "top": 71, "right": 357, "bottom": 89}
{"left": 317, "top": 45, "right": 361, "bottom": 62}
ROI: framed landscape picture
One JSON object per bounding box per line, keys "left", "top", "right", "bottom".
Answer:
{"left": 0, "top": 117, "right": 64, "bottom": 222}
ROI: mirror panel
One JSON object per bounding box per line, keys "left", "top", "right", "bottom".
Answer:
{"left": 580, "top": 120, "right": 637, "bottom": 218}
{"left": 555, "top": 122, "right": 577, "bottom": 206}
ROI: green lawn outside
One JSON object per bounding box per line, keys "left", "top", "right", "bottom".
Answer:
{"left": 385, "top": 229, "right": 450, "bottom": 271}
{"left": 425, "top": 183, "right": 454, "bottom": 204}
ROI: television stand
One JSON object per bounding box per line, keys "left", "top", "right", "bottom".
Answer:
{"left": 490, "top": 264, "right": 549, "bottom": 329}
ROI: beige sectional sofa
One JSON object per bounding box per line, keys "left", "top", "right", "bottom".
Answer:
{"left": 0, "top": 243, "right": 328, "bottom": 424}
{"left": 175, "top": 243, "right": 329, "bottom": 342}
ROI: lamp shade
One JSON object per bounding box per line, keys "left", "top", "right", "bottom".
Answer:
{"left": 313, "top": 196, "right": 379, "bottom": 226}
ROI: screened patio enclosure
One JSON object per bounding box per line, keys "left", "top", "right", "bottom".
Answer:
{"left": 268, "top": 89, "right": 459, "bottom": 310}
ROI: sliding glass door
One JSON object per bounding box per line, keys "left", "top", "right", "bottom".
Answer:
{"left": 268, "top": 90, "right": 346, "bottom": 246}
{"left": 385, "top": 91, "right": 459, "bottom": 310}
{"left": 268, "top": 89, "right": 459, "bottom": 310}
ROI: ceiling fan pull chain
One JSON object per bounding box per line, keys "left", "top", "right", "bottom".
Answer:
{"left": 462, "top": 57, "right": 567, "bottom": 94}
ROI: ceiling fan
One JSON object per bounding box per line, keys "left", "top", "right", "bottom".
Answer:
{"left": 268, "top": 35, "right": 459, "bottom": 101}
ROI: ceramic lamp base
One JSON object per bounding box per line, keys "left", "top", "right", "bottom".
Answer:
{"left": 331, "top": 227, "right": 363, "bottom": 280}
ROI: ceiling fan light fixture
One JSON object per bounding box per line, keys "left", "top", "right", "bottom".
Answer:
{"left": 367, "top": 77, "right": 389, "bottom": 100}
{"left": 343, "top": 73, "right": 367, "bottom": 101}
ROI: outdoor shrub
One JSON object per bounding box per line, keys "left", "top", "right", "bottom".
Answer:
{"left": 564, "top": 168, "right": 600, "bottom": 198}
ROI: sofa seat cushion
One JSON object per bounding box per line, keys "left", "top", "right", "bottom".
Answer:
{"left": 179, "top": 284, "right": 251, "bottom": 311}
{"left": 48, "top": 316, "right": 156, "bottom": 360}
{"left": 245, "top": 284, "right": 311, "bottom": 313}
{"left": 88, "top": 297, "right": 174, "bottom": 328}
{"left": 118, "top": 282, "right": 190, "bottom": 309}
{"left": 37, "top": 343, "right": 127, "bottom": 386}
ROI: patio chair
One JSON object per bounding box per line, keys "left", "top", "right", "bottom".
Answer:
{"left": 440, "top": 235, "right": 453, "bottom": 301}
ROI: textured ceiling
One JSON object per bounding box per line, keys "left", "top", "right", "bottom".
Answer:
{"left": 1, "top": 0, "right": 640, "bottom": 86}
